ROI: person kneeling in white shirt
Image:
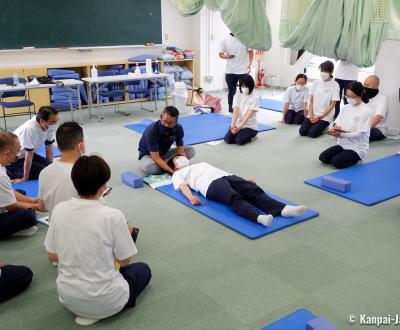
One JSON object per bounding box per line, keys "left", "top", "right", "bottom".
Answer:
{"left": 172, "top": 156, "right": 306, "bottom": 227}
{"left": 44, "top": 155, "right": 151, "bottom": 326}
{"left": 319, "top": 82, "right": 372, "bottom": 169}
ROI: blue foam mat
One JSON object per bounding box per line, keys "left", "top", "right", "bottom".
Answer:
{"left": 305, "top": 155, "right": 400, "bottom": 206}
{"left": 12, "top": 180, "right": 38, "bottom": 198}
{"left": 125, "top": 113, "right": 275, "bottom": 145}
{"left": 156, "top": 184, "right": 319, "bottom": 239}
{"left": 260, "top": 98, "right": 284, "bottom": 112}
{"left": 261, "top": 309, "right": 316, "bottom": 330}
{"left": 36, "top": 144, "right": 61, "bottom": 158}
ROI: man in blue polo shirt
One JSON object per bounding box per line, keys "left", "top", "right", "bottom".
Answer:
{"left": 138, "top": 106, "right": 195, "bottom": 174}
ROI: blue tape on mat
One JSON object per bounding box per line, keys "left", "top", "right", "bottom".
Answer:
{"left": 125, "top": 113, "right": 275, "bottom": 145}
{"left": 156, "top": 184, "right": 319, "bottom": 239}
{"left": 36, "top": 144, "right": 61, "bottom": 158}
{"left": 260, "top": 98, "right": 284, "bottom": 112}
{"left": 261, "top": 309, "right": 316, "bottom": 330}
{"left": 12, "top": 180, "right": 38, "bottom": 198}
{"left": 305, "top": 155, "right": 400, "bottom": 206}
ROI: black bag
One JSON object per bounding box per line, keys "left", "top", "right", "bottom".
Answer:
{"left": 28, "top": 75, "right": 53, "bottom": 84}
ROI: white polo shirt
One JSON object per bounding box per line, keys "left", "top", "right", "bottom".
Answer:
{"left": 172, "top": 162, "right": 230, "bottom": 197}
{"left": 0, "top": 165, "right": 17, "bottom": 213}
{"left": 368, "top": 93, "right": 388, "bottom": 134}
{"left": 335, "top": 102, "right": 372, "bottom": 160}
{"left": 38, "top": 160, "right": 78, "bottom": 219}
{"left": 284, "top": 85, "right": 310, "bottom": 112}
{"left": 335, "top": 60, "right": 358, "bottom": 80}
{"left": 232, "top": 92, "right": 259, "bottom": 130}
{"left": 13, "top": 117, "right": 56, "bottom": 158}
{"left": 44, "top": 198, "right": 137, "bottom": 319}
{"left": 219, "top": 35, "right": 249, "bottom": 74}
{"left": 310, "top": 79, "right": 340, "bottom": 122}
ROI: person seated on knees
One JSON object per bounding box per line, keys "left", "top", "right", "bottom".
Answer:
{"left": 319, "top": 82, "right": 372, "bottom": 169}
{"left": 224, "top": 74, "right": 259, "bottom": 145}
{"left": 172, "top": 156, "right": 306, "bottom": 227}
{"left": 138, "top": 106, "right": 195, "bottom": 175}
{"left": 0, "top": 132, "right": 39, "bottom": 239}
{"left": 363, "top": 75, "right": 388, "bottom": 141}
{"left": 0, "top": 261, "right": 33, "bottom": 303}
{"left": 44, "top": 155, "right": 151, "bottom": 326}
{"left": 299, "top": 61, "right": 340, "bottom": 138}
{"left": 6, "top": 106, "right": 59, "bottom": 182}
{"left": 279, "top": 74, "right": 309, "bottom": 125}
{"left": 38, "top": 122, "right": 84, "bottom": 219}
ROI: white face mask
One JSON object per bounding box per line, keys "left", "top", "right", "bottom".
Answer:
{"left": 295, "top": 84, "right": 304, "bottom": 91}
{"left": 175, "top": 156, "right": 189, "bottom": 168}
{"left": 241, "top": 87, "right": 250, "bottom": 95}
{"left": 320, "top": 72, "right": 330, "bottom": 81}
{"left": 346, "top": 96, "right": 358, "bottom": 106}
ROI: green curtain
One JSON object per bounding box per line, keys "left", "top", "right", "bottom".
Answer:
{"left": 170, "top": 0, "right": 205, "bottom": 16}
{"left": 279, "top": 0, "right": 313, "bottom": 42}
{"left": 386, "top": 0, "right": 400, "bottom": 39}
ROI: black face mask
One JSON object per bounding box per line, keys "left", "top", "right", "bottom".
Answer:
{"left": 364, "top": 87, "right": 379, "bottom": 99}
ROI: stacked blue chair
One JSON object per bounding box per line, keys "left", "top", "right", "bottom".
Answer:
{"left": 119, "top": 67, "right": 148, "bottom": 100}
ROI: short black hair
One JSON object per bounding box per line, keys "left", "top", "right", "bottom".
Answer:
{"left": 0, "top": 132, "right": 18, "bottom": 152}
{"left": 162, "top": 106, "right": 179, "bottom": 118}
{"left": 238, "top": 74, "right": 255, "bottom": 94}
{"left": 36, "top": 106, "right": 58, "bottom": 122}
{"left": 346, "top": 81, "right": 369, "bottom": 104}
{"left": 71, "top": 155, "right": 111, "bottom": 197}
{"left": 56, "top": 122, "right": 84, "bottom": 152}
{"left": 319, "top": 61, "right": 334, "bottom": 77}
{"left": 295, "top": 73, "right": 307, "bottom": 82}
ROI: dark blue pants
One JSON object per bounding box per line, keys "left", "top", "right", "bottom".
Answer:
{"left": 120, "top": 262, "right": 151, "bottom": 308}
{"left": 370, "top": 127, "right": 386, "bottom": 141}
{"left": 319, "top": 145, "right": 361, "bottom": 169}
{"left": 225, "top": 73, "right": 246, "bottom": 113}
{"left": 284, "top": 110, "right": 305, "bottom": 125}
{"left": 6, "top": 153, "right": 50, "bottom": 180}
{"left": 0, "top": 208, "right": 37, "bottom": 239}
{"left": 334, "top": 78, "right": 353, "bottom": 118}
{"left": 0, "top": 265, "right": 33, "bottom": 303}
{"left": 224, "top": 128, "right": 258, "bottom": 145}
{"left": 206, "top": 175, "right": 285, "bottom": 221}
{"left": 299, "top": 118, "right": 330, "bottom": 138}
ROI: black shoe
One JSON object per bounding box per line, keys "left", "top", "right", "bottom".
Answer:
{"left": 131, "top": 227, "right": 140, "bottom": 243}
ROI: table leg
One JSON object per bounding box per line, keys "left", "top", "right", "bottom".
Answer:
{"left": 77, "top": 85, "right": 82, "bottom": 125}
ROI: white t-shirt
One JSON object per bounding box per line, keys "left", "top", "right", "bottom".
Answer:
{"left": 284, "top": 85, "right": 310, "bottom": 112}
{"left": 13, "top": 117, "right": 56, "bottom": 158}
{"left": 0, "top": 165, "right": 17, "bottom": 213}
{"left": 44, "top": 198, "right": 137, "bottom": 319}
{"left": 310, "top": 79, "right": 340, "bottom": 122}
{"left": 172, "top": 162, "right": 231, "bottom": 197}
{"left": 38, "top": 160, "right": 78, "bottom": 219}
{"left": 219, "top": 35, "right": 249, "bottom": 74}
{"left": 232, "top": 92, "right": 259, "bottom": 130}
{"left": 335, "top": 60, "right": 358, "bottom": 80}
{"left": 335, "top": 102, "right": 372, "bottom": 160}
{"left": 368, "top": 93, "right": 388, "bottom": 134}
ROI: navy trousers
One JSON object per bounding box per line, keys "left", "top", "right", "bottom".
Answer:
{"left": 224, "top": 128, "right": 258, "bottom": 145}
{"left": 284, "top": 110, "right": 305, "bottom": 125}
{"left": 319, "top": 145, "right": 361, "bottom": 169}
{"left": 334, "top": 78, "right": 353, "bottom": 118}
{"left": 6, "top": 153, "right": 50, "bottom": 180}
{"left": 369, "top": 127, "right": 386, "bottom": 142}
{"left": 206, "top": 175, "right": 285, "bottom": 221}
{"left": 299, "top": 118, "right": 330, "bottom": 138}
{"left": 0, "top": 265, "right": 33, "bottom": 303}
{"left": 120, "top": 262, "right": 152, "bottom": 308}
{"left": 225, "top": 74, "right": 245, "bottom": 113}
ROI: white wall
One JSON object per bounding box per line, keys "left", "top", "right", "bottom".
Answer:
{"left": 0, "top": 1, "right": 195, "bottom": 68}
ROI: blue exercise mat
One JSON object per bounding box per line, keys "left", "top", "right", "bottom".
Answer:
{"left": 125, "top": 113, "right": 275, "bottom": 145}
{"left": 260, "top": 98, "right": 284, "bottom": 112}
{"left": 156, "top": 184, "right": 319, "bottom": 239}
{"left": 12, "top": 180, "right": 38, "bottom": 198}
{"left": 36, "top": 144, "right": 61, "bottom": 158}
{"left": 261, "top": 309, "right": 316, "bottom": 330}
{"left": 305, "top": 155, "right": 400, "bottom": 206}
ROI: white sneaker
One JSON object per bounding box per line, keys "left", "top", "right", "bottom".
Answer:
{"left": 74, "top": 316, "right": 99, "bottom": 326}
{"left": 12, "top": 226, "right": 38, "bottom": 237}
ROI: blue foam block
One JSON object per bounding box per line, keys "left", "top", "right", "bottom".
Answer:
{"left": 156, "top": 184, "right": 319, "bottom": 239}
{"left": 306, "top": 317, "right": 337, "bottom": 330}
{"left": 125, "top": 113, "right": 275, "bottom": 145}
{"left": 12, "top": 180, "right": 38, "bottom": 198}
{"left": 321, "top": 175, "right": 351, "bottom": 192}
{"left": 36, "top": 144, "right": 61, "bottom": 158}
{"left": 140, "top": 119, "right": 154, "bottom": 127}
{"left": 261, "top": 309, "right": 316, "bottom": 330}
{"left": 305, "top": 155, "right": 400, "bottom": 206}
{"left": 260, "top": 98, "right": 284, "bottom": 112}
{"left": 121, "top": 172, "right": 144, "bottom": 188}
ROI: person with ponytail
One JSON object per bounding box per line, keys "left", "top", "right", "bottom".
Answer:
{"left": 319, "top": 82, "right": 372, "bottom": 169}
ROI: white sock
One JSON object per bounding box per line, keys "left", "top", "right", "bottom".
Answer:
{"left": 257, "top": 214, "right": 273, "bottom": 227}
{"left": 75, "top": 316, "right": 99, "bottom": 326}
{"left": 12, "top": 226, "right": 37, "bottom": 237}
{"left": 281, "top": 205, "right": 306, "bottom": 217}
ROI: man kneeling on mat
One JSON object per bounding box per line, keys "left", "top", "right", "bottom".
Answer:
{"left": 172, "top": 156, "right": 306, "bottom": 227}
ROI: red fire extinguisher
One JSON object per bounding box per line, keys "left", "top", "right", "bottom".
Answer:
{"left": 257, "top": 69, "right": 265, "bottom": 88}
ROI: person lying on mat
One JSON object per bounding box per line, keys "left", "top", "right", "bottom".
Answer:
{"left": 138, "top": 106, "right": 195, "bottom": 175}
{"left": 279, "top": 74, "right": 309, "bottom": 125}
{"left": 224, "top": 74, "right": 260, "bottom": 145}
{"left": 0, "top": 132, "right": 39, "bottom": 239}
{"left": 319, "top": 82, "right": 372, "bottom": 169}
{"left": 171, "top": 156, "right": 306, "bottom": 227}
{"left": 45, "top": 155, "right": 151, "bottom": 326}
